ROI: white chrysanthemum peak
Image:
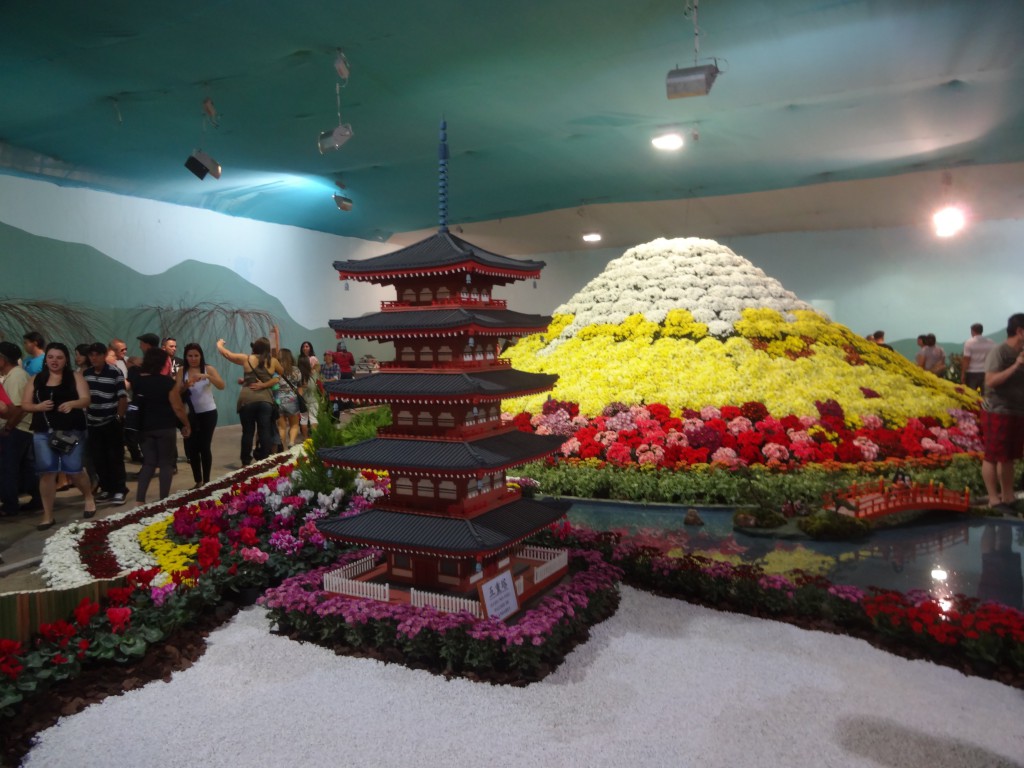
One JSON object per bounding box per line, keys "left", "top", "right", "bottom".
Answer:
{"left": 552, "top": 237, "right": 819, "bottom": 342}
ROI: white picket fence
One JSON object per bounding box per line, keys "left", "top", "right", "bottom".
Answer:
{"left": 323, "top": 558, "right": 389, "bottom": 601}
{"left": 410, "top": 588, "right": 483, "bottom": 617}
{"left": 520, "top": 545, "right": 568, "bottom": 584}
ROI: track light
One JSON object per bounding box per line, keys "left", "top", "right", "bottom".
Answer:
{"left": 184, "top": 150, "right": 221, "bottom": 180}
{"left": 582, "top": 232, "right": 602, "bottom": 243}
{"left": 333, "top": 194, "right": 353, "bottom": 211}
{"left": 318, "top": 82, "right": 353, "bottom": 154}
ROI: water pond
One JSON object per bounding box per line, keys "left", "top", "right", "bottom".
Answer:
{"left": 564, "top": 499, "right": 1024, "bottom": 611}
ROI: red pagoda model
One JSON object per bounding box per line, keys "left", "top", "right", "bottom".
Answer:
{"left": 316, "top": 122, "right": 569, "bottom": 617}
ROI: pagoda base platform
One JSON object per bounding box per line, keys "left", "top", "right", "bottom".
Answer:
{"left": 322, "top": 545, "right": 569, "bottom": 619}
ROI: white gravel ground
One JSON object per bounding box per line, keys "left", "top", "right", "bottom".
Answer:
{"left": 24, "top": 587, "right": 1024, "bottom": 768}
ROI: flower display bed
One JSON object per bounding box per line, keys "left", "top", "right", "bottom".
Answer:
{"left": 260, "top": 548, "right": 622, "bottom": 684}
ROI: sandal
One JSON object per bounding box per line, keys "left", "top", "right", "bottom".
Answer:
{"left": 83, "top": 507, "right": 97, "bottom": 519}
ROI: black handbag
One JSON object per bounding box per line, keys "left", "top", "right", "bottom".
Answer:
{"left": 48, "top": 430, "right": 80, "bottom": 455}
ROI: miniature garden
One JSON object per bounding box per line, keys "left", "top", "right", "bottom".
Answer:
{"left": 3, "top": 237, "right": 1024, "bottom": 763}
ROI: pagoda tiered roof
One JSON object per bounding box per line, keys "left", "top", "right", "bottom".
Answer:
{"left": 324, "top": 369, "right": 557, "bottom": 402}
{"left": 333, "top": 231, "right": 546, "bottom": 284}
{"left": 319, "top": 430, "right": 565, "bottom": 474}
{"left": 328, "top": 307, "right": 551, "bottom": 339}
{"left": 317, "top": 497, "right": 571, "bottom": 557}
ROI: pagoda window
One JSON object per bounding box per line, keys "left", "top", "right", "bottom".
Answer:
{"left": 419, "top": 287, "right": 433, "bottom": 303}
{"left": 481, "top": 289, "right": 491, "bottom": 303}
{"left": 438, "top": 480, "right": 457, "bottom": 500}
{"left": 437, "top": 286, "right": 450, "bottom": 300}
{"left": 460, "top": 287, "right": 469, "bottom": 300}
{"left": 416, "top": 478, "right": 435, "bottom": 497}
{"left": 438, "top": 412, "right": 455, "bottom": 428}
{"left": 400, "top": 346, "right": 416, "bottom": 362}
{"left": 488, "top": 405, "right": 499, "bottom": 420}
{"left": 396, "top": 410, "right": 414, "bottom": 426}
{"left": 470, "top": 288, "right": 479, "bottom": 302}
{"left": 485, "top": 345, "right": 495, "bottom": 360}
{"left": 401, "top": 288, "right": 416, "bottom": 303}
{"left": 395, "top": 478, "right": 414, "bottom": 496}
{"left": 463, "top": 346, "right": 473, "bottom": 362}
{"left": 480, "top": 475, "right": 492, "bottom": 492}
{"left": 466, "top": 479, "right": 478, "bottom": 497}
{"left": 438, "top": 559, "right": 459, "bottom": 577}
{"left": 474, "top": 348, "right": 484, "bottom": 360}
{"left": 394, "top": 553, "right": 411, "bottom": 569}
{"left": 416, "top": 411, "right": 433, "bottom": 427}
{"left": 419, "top": 346, "right": 434, "bottom": 362}
{"left": 438, "top": 345, "right": 453, "bottom": 362}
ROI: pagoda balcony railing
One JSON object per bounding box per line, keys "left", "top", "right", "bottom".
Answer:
{"left": 378, "top": 358, "right": 511, "bottom": 371}
{"left": 380, "top": 297, "right": 508, "bottom": 311}
{"left": 410, "top": 588, "right": 483, "bottom": 617}
{"left": 378, "top": 422, "right": 507, "bottom": 440}
{"left": 376, "top": 487, "right": 518, "bottom": 517}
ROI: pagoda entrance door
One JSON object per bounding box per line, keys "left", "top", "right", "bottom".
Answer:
{"left": 411, "top": 558, "right": 437, "bottom": 589}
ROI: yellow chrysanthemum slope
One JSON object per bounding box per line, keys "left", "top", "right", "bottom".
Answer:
{"left": 503, "top": 238, "right": 979, "bottom": 425}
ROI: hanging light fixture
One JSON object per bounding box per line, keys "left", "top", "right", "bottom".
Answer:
{"left": 666, "top": 0, "right": 721, "bottom": 99}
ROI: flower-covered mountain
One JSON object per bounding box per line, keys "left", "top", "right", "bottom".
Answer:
{"left": 502, "top": 237, "right": 978, "bottom": 424}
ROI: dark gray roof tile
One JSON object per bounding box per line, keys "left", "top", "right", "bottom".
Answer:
{"left": 316, "top": 497, "right": 571, "bottom": 555}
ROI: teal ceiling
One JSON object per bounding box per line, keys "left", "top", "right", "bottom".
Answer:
{"left": 1, "top": 0, "right": 1022, "bottom": 242}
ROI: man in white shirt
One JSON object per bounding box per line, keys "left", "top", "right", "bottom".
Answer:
{"left": 962, "top": 323, "right": 996, "bottom": 392}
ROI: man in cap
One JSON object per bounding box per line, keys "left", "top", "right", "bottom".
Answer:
{"left": 0, "top": 341, "right": 42, "bottom": 514}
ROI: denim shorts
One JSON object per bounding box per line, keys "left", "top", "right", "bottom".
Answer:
{"left": 33, "top": 430, "right": 88, "bottom": 474}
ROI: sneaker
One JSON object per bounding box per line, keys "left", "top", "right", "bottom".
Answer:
{"left": 95, "top": 491, "right": 114, "bottom": 502}
{"left": 111, "top": 492, "right": 128, "bottom": 506}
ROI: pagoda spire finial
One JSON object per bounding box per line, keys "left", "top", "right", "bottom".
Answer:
{"left": 438, "top": 119, "right": 449, "bottom": 233}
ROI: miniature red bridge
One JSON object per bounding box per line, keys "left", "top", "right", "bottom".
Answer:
{"left": 826, "top": 479, "right": 971, "bottom": 520}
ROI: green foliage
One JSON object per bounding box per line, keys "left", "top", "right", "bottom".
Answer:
{"left": 524, "top": 457, "right": 985, "bottom": 510}
{"left": 796, "top": 511, "right": 871, "bottom": 540}
{"left": 291, "top": 393, "right": 391, "bottom": 496}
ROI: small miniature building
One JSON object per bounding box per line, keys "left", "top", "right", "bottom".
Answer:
{"left": 315, "top": 123, "right": 569, "bottom": 616}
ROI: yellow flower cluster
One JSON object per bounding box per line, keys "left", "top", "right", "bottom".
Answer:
{"left": 501, "top": 309, "right": 980, "bottom": 424}
{"left": 138, "top": 517, "right": 198, "bottom": 580}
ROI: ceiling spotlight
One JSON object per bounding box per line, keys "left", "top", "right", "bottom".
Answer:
{"left": 319, "top": 123, "right": 354, "bottom": 154}
{"left": 652, "top": 131, "right": 684, "bottom": 151}
{"left": 184, "top": 150, "right": 221, "bottom": 180}
{"left": 933, "top": 205, "right": 966, "bottom": 238}
{"left": 666, "top": 64, "right": 720, "bottom": 99}
{"left": 582, "top": 232, "right": 602, "bottom": 243}
{"left": 334, "top": 194, "right": 353, "bottom": 211}
{"left": 319, "top": 82, "right": 353, "bottom": 154}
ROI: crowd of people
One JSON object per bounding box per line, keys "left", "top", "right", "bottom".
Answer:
{"left": 0, "top": 327, "right": 350, "bottom": 533}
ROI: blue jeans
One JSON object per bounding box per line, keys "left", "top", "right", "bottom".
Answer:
{"left": 239, "top": 401, "right": 276, "bottom": 465}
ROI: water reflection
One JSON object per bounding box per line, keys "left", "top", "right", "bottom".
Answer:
{"left": 566, "top": 502, "right": 1024, "bottom": 610}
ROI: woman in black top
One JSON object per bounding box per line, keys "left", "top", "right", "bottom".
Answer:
{"left": 133, "top": 348, "right": 191, "bottom": 503}
{"left": 20, "top": 342, "right": 94, "bottom": 530}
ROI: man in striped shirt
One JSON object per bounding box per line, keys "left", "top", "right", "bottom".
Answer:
{"left": 84, "top": 342, "right": 129, "bottom": 505}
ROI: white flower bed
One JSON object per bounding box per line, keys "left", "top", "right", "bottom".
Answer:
{"left": 548, "top": 237, "right": 820, "bottom": 350}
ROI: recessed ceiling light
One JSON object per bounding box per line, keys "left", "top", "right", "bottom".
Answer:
{"left": 932, "top": 205, "right": 966, "bottom": 237}
{"left": 582, "top": 232, "right": 602, "bottom": 243}
{"left": 652, "top": 132, "right": 684, "bottom": 151}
